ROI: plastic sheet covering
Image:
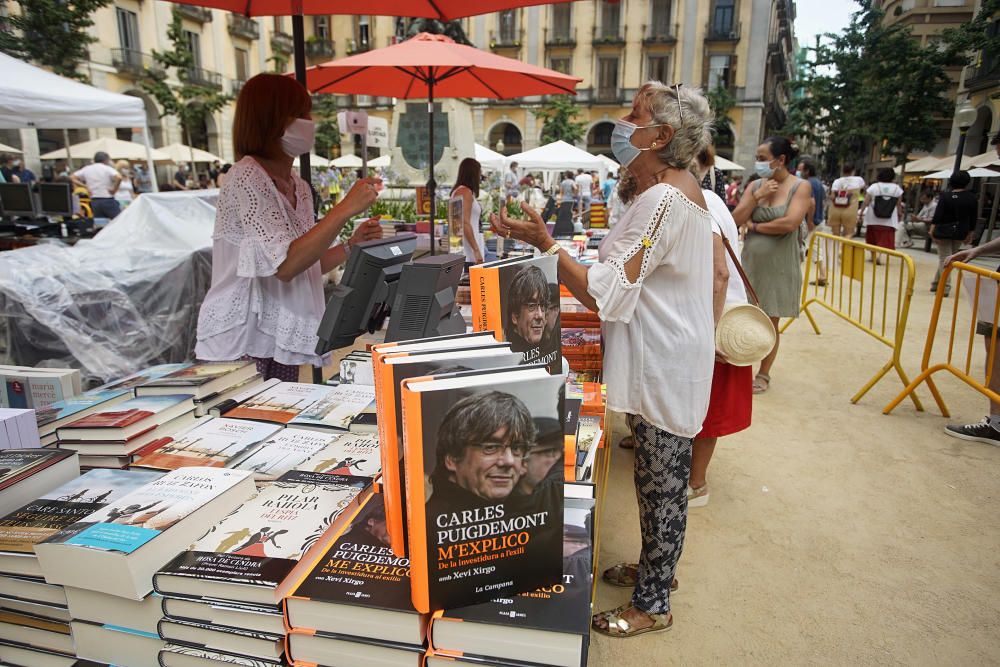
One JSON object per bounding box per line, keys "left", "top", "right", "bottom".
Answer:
{"left": 0, "top": 190, "right": 219, "bottom": 385}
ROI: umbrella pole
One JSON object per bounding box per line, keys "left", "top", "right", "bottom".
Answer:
{"left": 292, "top": 15, "right": 311, "bottom": 186}
{"left": 63, "top": 129, "right": 73, "bottom": 170}
{"left": 428, "top": 77, "right": 436, "bottom": 256}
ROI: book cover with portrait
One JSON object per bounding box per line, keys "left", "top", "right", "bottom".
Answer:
{"left": 470, "top": 255, "right": 561, "bottom": 374}
{"left": 400, "top": 366, "right": 564, "bottom": 613}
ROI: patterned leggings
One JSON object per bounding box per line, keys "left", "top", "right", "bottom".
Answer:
{"left": 253, "top": 358, "right": 301, "bottom": 382}
{"left": 627, "top": 413, "right": 692, "bottom": 615}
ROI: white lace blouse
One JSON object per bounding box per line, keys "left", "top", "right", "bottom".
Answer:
{"left": 195, "top": 157, "right": 327, "bottom": 367}
{"left": 588, "top": 183, "right": 715, "bottom": 438}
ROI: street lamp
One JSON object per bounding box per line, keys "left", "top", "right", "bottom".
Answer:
{"left": 952, "top": 101, "right": 978, "bottom": 180}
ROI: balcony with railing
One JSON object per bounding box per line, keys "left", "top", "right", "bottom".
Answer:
{"left": 545, "top": 26, "right": 576, "bottom": 48}
{"left": 706, "top": 20, "right": 741, "bottom": 41}
{"left": 644, "top": 22, "right": 678, "bottom": 45}
{"left": 271, "top": 31, "right": 293, "bottom": 54}
{"left": 595, "top": 86, "right": 622, "bottom": 103}
{"left": 593, "top": 23, "right": 625, "bottom": 46}
{"left": 227, "top": 14, "right": 259, "bottom": 40}
{"left": 231, "top": 79, "right": 246, "bottom": 95}
{"left": 176, "top": 4, "right": 212, "bottom": 23}
{"left": 111, "top": 48, "right": 164, "bottom": 79}
{"left": 490, "top": 29, "right": 522, "bottom": 50}
{"left": 964, "top": 53, "right": 999, "bottom": 92}
{"left": 305, "top": 38, "right": 335, "bottom": 59}
{"left": 346, "top": 38, "right": 370, "bottom": 55}
{"left": 181, "top": 66, "right": 223, "bottom": 89}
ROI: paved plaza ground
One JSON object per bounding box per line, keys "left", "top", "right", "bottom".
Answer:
{"left": 590, "top": 247, "right": 1000, "bottom": 666}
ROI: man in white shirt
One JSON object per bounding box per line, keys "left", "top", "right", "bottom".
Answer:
{"left": 574, "top": 169, "right": 593, "bottom": 216}
{"left": 503, "top": 161, "right": 519, "bottom": 202}
{"left": 71, "top": 151, "right": 123, "bottom": 219}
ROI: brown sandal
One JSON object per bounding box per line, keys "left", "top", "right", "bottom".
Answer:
{"left": 602, "top": 562, "right": 678, "bottom": 592}
{"left": 592, "top": 605, "right": 673, "bottom": 638}
{"left": 618, "top": 436, "right": 635, "bottom": 449}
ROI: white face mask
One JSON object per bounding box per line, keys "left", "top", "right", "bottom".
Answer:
{"left": 281, "top": 118, "right": 316, "bottom": 158}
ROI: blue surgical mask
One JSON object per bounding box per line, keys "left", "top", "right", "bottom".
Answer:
{"left": 754, "top": 160, "right": 775, "bottom": 179}
{"left": 611, "top": 119, "right": 665, "bottom": 167}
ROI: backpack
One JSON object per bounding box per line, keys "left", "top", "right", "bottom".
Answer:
{"left": 872, "top": 184, "right": 899, "bottom": 219}
{"left": 833, "top": 189, "right": 851, "bottom": 207}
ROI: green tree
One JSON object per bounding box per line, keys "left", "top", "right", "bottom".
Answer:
{"left": 533, "top": 95, "right": 587, "bottom": 145}
{"left": 140, "top": 8, "right": 231, "bottom": 176}
{"left": 0, "top": 0, "right": 112, "bottom": 81}
{"left": 939, "top": 0, "right": 1000, "bottom": 62}
{"left": 313, "top": 94, "right": 341, "bottom": 159}
{"left": 705, "top": 85, "right": 736, "bottom": 137}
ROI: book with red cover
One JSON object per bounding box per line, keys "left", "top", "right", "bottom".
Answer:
{"left": 56, "top": 394, "right": 195, "bottom": 441}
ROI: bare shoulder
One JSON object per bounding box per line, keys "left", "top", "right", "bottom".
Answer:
{"left": 662, "top": 169, "right": 707, "bottom": 210}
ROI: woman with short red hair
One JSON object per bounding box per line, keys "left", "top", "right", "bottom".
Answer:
{"left": 195, "top": 73, "right": 382, "bottom": 380}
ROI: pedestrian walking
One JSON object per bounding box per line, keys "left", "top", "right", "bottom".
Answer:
{"left": 70, "top": 151, "right": 123, "bottom": 220}
{"left": 858, "top": 168, "right": 904, "bottom": 253}
{"left": 731, "top": 136, "right": 811, "bottom": 394}
{"left": 503, "top": 161, "right": 519, "bottom": 202}
{"left": 114, "top": 160, "right": 135, "bottom": 208}
{"left": 827, "top": 165, "right": 865, "bottom": 238}
{"left": 929, "top": 170, "right": 977, "bottom": 297}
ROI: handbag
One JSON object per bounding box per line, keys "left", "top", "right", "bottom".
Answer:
{"left": 714, "top": 229, "right": 777, "bottom": 366}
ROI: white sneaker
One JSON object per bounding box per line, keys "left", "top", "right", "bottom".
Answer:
{"left": 687, "top": 484, "right": 709, "bottom": 508}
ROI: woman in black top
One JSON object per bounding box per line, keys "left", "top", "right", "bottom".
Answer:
{"left": 930, "top": 170, "right": 978, "bottom": 296}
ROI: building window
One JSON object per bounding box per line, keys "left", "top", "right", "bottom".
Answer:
{"left": 550, "top": 57, "right": 571, "bottom": 74}
{"left": 651, "top": 0, "right": 672, "bottom": 36}
{"left": 234, "top": 47, "right": 249, "bottom": 82}
{"left": 711, "top": 0, "right": 735, "bottom": 36}
{"left": 707, "top": 54, "right": 732, "bottom": 90}
{"left": 184, "top": 30, "right": 202, "bottom": 69}
{"left": 551, "top": 4, "right": 571, "bottom": 41}
{"left": 313, "top": 16, "right": 329, "bottom": 40}
{"left": 498, "top": 9, "right": 517, "bottom": 43}
{"left": 901, "top": 0, "right": 916, "bottom": 10}
{"left": 358, "top": 15, "right": 370, "bottom": 49}
{"left": 600, "top": 0, "right": 621, "bottom": 39}
{"left": 932, "top": 0, "right": 966, "bottom": 5}
{"left": 598, "top": 57, "right": 619, "bottom": 99}
{"left": 648, "top": 55, "right": 670, "bottom": 83}
{"left": 116, "top": 8, "right": 140, "bottom": 51}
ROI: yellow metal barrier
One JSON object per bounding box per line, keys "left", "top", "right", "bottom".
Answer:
{"left": 780, "top": 232, "right": 922, "bottom": 409}
{"left": 884, "top": 261, "right": 1000, "bottom": 417}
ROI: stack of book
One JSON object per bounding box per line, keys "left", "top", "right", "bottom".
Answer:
{"left": 132, "top": 361, "right": 262, "bottom": 418}
{"left": 0, "top": 449, "right": 79, "bottom": 518}
{"left": 153, "top": 468, "right": 373, "bottom": 665}
{"left": 0, "top": 408, "right": 42, "bottom": 449}
{"left": 222, "top": 381, "right": 376, "bottom": 434}
{"left": 0, "top": 467, "right": 164, "bottom": 665}
{"left": 32, "top": 467, "right": 257, "bottom": 667}
{"left": 0, "top": 366, "right": 81, "bottom": 410}
{"left": 560, "top": 327, "right": 602, "bottom": 373}
{"left": 284, "top": 493, "right": 428, "bottom": 665}
{"left": 426, "top": 494, "right": 596, "bottom": 667}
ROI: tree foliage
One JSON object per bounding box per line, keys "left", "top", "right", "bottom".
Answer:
{"left": 705, "top": 85, "right": 736, "bottom": 138}
{"left": 783, "top": 2, "right": 953, "bottom": 172}
{"left": 313, "top": 94, "right": 341, "bottom": 158}
{"left": 0, "top": 0, "right": 112, "bottom": 81}
{"left": 533, "top": 95, "right": 587, "bottom": 145}
{"left": 140, "top": 8, "right": 231, "bottom": 169}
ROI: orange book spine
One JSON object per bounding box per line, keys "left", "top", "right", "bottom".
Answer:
{"left": 401, "top": 380, "right": 431, "bottom": 614}
{"left": 469, "top": 266, "right": 503, "bottom": 338}
{"left": 379, "top": 356, "right": 407, "bottom": 558}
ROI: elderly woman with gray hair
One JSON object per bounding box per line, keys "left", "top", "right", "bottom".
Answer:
{"left": 494, "top": 82, "right": 723, "bottom": 638}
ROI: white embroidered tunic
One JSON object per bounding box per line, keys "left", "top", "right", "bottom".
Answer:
{"left": 195, "top": 157, "right": 326, "bottom": 366}
{"left": 588, "top": 183, "right": 715, "bottom": 438}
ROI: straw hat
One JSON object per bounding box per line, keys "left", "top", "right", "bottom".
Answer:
{"left": 715, "top": 303, "right": 776, "bottom": 367}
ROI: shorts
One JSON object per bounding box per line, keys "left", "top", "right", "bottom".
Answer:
{"left": 696, "top": 361, "right": 753, "bottom": 439}
{"left": 865, "top": 225, "right": 895, "bottom": 250}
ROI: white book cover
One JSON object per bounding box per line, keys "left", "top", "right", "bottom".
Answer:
{"left": 297, "top": 433, "right": 381, "bottom": 478}
{"left": 233, "top": 428, "right": 341, "bottom": 482}
{"left": 224, "top": 382, "right": 333, "bottom": 424}
{"left": 133, "top": 418, "right": 283, "bottom": 471}
{"left": 290, "top": 384, "right": 376, "bottom": 431}
{"left": 51, "top": 468, "right": 253, "bottom": 555}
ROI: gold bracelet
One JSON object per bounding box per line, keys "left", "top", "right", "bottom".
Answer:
{"left": 542, "top": 242, "right": 560, "bottom": 256}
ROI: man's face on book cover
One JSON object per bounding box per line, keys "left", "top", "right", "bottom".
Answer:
{"left": 511, "top": 292, "right": 546, "bottom": 345}
{"left": 445, "top": 426, "right": 524, "bottom": 500}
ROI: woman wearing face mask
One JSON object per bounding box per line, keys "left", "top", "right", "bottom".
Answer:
{"left": 493, "top": 82, "right": 723, "bottom": 639}
{"left": 731, "top": 136, "right": 811, "bottom": 394}
{"left": 194, "top": 74, "right": 382, "bottom": 381}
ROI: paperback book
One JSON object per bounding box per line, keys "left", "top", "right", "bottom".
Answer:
{"left": 34, "top": 467, "right": 256, "bottom": 599}
{"left": 288, "top": 384, "right": 376, "bottom": 432}
{"left": 233, "top": 428, "right": 342, "bottom": 482}
{"left": 470, "top": 254, "right": 562, "bottom": 374}
{"left": 223, "top": 383, "right": 332, "bottom": 424}
{"left": 400, "top": 366, "right": 565, "bottom": 613}
{"left": 157, "top": 618, "right": 283, "bottom": 661}
{"left": 0, "top": 449, "right": 78, "bottom": 519}
{"left": 55, "top": 394, "right": 195, "bottom": 441}
{"left": 132, "top": 418, "right": 283, "bottom": 472}
{"left": 154, "top": 470, "right": 371, "bottom": 605}
{"left": 95, "top": 363, "right": 192, "bottom": 393}
{"left": 135, "top": 361, "right": 258, "bottom": 399}
{"left": 295, "top": 432, "right": 381, "bottom": 479}
{"left": 0, "top": 468, "right": 164, "bottom": 577}
{"left": 285, "top": 493, "right": 427, "bottom": 646}
{"left": 158, "top": 643, "right": 288, "bottom": 667}
{"left": 33, "top": 389, "right": 131, "bottom": 437}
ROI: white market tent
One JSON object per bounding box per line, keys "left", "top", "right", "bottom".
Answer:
{"left": 41, "top": 137, "right": 171, "bottom": 163}
{"left": 0, "top": 143, "right": 22, "bottom": 155}
{"left": 922, "top": 167, "right": 1000, "bottom": 180}
{"left": 970, "top": 149, "right": 1000, "bottom": 168}
{"left": 294, "top": 153, "right": 332, "bottom": 168}
{"left": 715, "top": 156, "right": 744, "bottom": 171}
{"left": 330, "top": 154, "right": 363, "bottom": 168}
{"left": 475, "top": 143, "right": 507, "bottom": 171}
{"left": 597, "top": 154, "right": 620, "bottom": 175}
{"left": 0, "top": 52, "right": 158, "bottom": 191}
{"left": 507, "top": 140, "right": 607, "bottom": 189}
{"left": 159, "top": 142, "right": 222, "bottom": 165}
{"left": 370, "top": 154, "right": 391, "bottom": 168}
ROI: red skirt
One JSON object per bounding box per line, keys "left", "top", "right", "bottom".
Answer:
{"left": 696, "top": 361, "right": 753, "bottom": 439}
{"left": 865, "top": 225, "right": 895, "bottom": 250}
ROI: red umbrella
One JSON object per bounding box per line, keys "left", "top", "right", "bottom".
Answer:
{"left": 172, "top": 0, "right": 572, "bottom": 18}
{"left": 304, "top": 32, "right": 581, "bottom": 251}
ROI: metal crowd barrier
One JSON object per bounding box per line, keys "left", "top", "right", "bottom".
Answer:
{"left": 781, "top": 232, "right": 922, "bottom": 409}
{"left": 884, "top": 261, "right": 1000, "bottom": 417}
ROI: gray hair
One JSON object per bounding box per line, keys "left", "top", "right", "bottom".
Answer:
{"left": 635, "top": 81, "right": 713, "bottom": 170}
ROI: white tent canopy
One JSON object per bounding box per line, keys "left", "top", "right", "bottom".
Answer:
{"left": 330, "top": 154, "right": 363, "bottom": 168}
{"left": 370, "top": 154, "right": 391, "bottom": 168}
{"left": 159, "top": 143, "right": 222, "bottom": 164}
{"left": 923, "top": 167, "right": 1000, "bottom": 180}
{"left": 0, "top": 143, "right": 22, "bottom": 155}
{"left": 41, "top": 137, "right": 171, "bottom": 163}
{"left": 294, "top": 153, "right": 332, "bottom": 167}
{"left": 714, "top": 156, "right": 744, "bottom": 171}
{"left": 0, "top": 52, "right": 158, "bottom": 191}
{"left": 475, "top": 143, "right": 507, "bottom": 171}
{"left": 970, "top": 150, "right": 1000, "bottom": 168}
{"left": 507, "top": 140, "right": 607, "bottom": 189}
{"left": 597, "top": 154, "right": 620, "bottom": 175}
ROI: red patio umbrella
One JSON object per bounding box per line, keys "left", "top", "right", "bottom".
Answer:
{"left": 304, "top": 32, "right": 581, "bottom": 252}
